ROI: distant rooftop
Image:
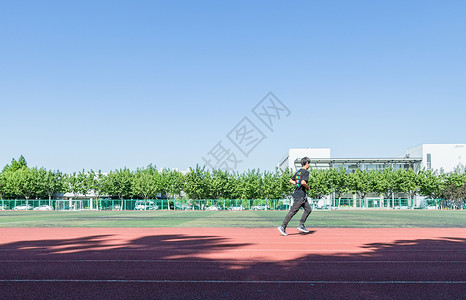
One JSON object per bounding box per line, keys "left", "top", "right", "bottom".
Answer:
{"left": 293, "top": 157, "right": 423, "bottom": 170}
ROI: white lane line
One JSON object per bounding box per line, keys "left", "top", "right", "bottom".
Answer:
{"left": 0, "top": 220, "right": 45, "bottom": 224}
{"left": 1, "top": 260, "right": 465, "bottom": 264}
{"left": 0, "top": 249, "right": 464, "bottom": 252}
{"left": 0, "top": 279, "right": 464, "bottom": 284}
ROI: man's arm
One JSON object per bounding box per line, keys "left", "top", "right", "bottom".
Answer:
{"left": 290, "top": 178, "right": 310, "bottom": 191}
{"left": 301, "top": 180, "right": 310, "bottom": 191}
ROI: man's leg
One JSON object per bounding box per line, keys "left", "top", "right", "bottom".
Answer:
{"left": 281, "top": 198, "right": 304, "bottom": 228}
{"left": 299, "top": 199, "right": 312, "bottom": 226}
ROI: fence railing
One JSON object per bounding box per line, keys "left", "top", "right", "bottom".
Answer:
{"left": 0, "top": 198, "right": 451, "bottom": 211}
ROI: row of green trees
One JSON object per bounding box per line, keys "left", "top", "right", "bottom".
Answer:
{"left": 1, "top": 156, "right": 466, "bottom": 208}
{"left": 0, "top": 156, "right": 294, "bottom": 201}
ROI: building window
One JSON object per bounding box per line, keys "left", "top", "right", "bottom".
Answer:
{"left": 427, "top": 153, "right": 431, "bottom": 170}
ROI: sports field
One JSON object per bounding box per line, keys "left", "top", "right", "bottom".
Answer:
{"left": 0, "top": 210, "right": 465, "bottom": 227}
{"left": 1, "top": 210, "right": 465, "bottom": 299}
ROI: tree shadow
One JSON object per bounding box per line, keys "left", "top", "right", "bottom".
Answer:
{"left": 0, "top": 232, "right": 465, "bottom": 299}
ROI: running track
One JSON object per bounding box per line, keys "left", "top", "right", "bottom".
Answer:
{"left": 0, "top": 228, "right": 465, "bottom": 299}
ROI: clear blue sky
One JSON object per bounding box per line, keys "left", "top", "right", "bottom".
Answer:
{"left": 1, "top": 1, "right": 465, "bottom": 173}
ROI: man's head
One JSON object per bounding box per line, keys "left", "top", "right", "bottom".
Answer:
{"left": 301, "top": 157, "right": 311, "bottom": 169}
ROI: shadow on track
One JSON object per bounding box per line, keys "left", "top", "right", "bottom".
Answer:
{"left": 0, "top": 232, "right": 465, "bottom": 299}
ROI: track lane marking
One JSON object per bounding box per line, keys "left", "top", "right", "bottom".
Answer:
{"left": 1, "top": 248, "right": 464, "bottom": 252}
{"left": 1, "top": 259, "right": 465, "bottom": 263}
{"left": 0, "top": 279, "right": 465, "bottom": 284}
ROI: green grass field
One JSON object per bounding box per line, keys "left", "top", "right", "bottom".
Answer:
{"left": 0, "top": 210, "right": 465, "bottom": 228}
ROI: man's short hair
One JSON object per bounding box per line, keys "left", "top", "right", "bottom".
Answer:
{"left": 301, "top": 157, "right": 311, "bottom": 166}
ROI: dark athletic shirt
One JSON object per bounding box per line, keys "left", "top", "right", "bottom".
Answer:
{"left": 292, "top": 168, "right": 309, "bottom": 199}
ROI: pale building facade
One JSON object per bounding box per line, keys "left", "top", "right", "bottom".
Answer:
{"left": 405, "top": 144, "right": 466, "bottom": 173}
{"left": 278, "top": 144, "right": 466, "bottom": 209}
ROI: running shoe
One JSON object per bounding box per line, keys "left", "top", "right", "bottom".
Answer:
{"left": 277, "top": 226, "right": 288, "bottom": 236}
{"left": 297, "top": 224, "right": 310, "bottom": 233}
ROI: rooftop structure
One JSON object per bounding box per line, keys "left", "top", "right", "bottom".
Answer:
{"left": 279, "top": 144, "right": 466, "bottom": 173}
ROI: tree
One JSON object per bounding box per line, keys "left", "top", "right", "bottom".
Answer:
{"left": 0, "top": 171, "right": 6, "bottom": 200}
{"left": 43, "top": 170, "right": 66, "bottom": 204}
{"left": 371, "top": 168, "right": 395, "bottom": 207}
{"left": 328, "top": 167, "right": 350, "bottom": 207}
{"left": 101, "top": 168, "right": 133, "bottom": 210}
{"left": 210, "top": 169, "right": 230, "bottom": 200}
{"left": 243, "top": 169, "right": 262, "bottom": 200}
{"left": 66, "top": 172, "right": 83, "bottom": 198}
{"left": 228, "top": 171, "right": 241, "bottom": 200}
{"left": 184, "top": 165, "right": 211, "bottom": 200}
{"left": 9, "top": 167, "right": 35, "bottom": 200}
{"left": 2, "top": 155, "right": 28, "bottom": 173}
{"left": 77, "top": 170, "right": 91, "bottom": 197}
{"left": 418, "top": 169, "right": 443, "bottom": 200}
{"left": 459, "top": 182, "right": 466, "bottom": 209}
{"left": 278, "top": 168, "right": 295, "bottom": 198}
{"left": 396, "top": 169, "right": 420, "bottom": 207}
{"left": 103, "top": 168, "right": 133, "bottom": 200}
{"left": 442, "top": 171, "right": 466, "bottom": 209}
{"left": 157, "top": 169, "right": 170, "bottom": 197}
{"left": 166, "top": 170, "right": 185, "bottom": 199}
{"left": 132, "top": 166, "right": 159, "bottom": 199}
{"left": 31, "top": 167, "right": 47, "bottom": 199}
{"left": 87, "top": 170, "right": 105, "bottom": 209}
{"left": 261, "top": 170, "right": 281, "bottom": 200}
{"left": 349, "top": 170, "right": 372, "bottom": 207}
{"left": 308, "top": 169, "right": 332, "bottom": 200}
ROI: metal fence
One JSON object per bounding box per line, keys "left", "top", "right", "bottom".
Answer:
{"left": 0, "top": 198, "right": 448, "bottom": 211}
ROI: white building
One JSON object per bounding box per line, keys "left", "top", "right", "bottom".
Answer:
{"left": 278, "top": 144, "right": 466, "bottom": 209}
{"left": 278, "top": 148, "right": 331, "bottom": 170}
{"left": 405, "top": 144, "right": 466, "bottom": 173}
{"left": 279, "top": 144, "right": 466, "bottom": 174}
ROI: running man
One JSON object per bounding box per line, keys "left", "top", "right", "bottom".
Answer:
{"left": 277, "top": 157, "right": 312, "bottom": 236}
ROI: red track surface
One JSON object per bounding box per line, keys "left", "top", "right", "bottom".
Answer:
{"left": 1, "top": 228, "right": 465, "bottom": 299}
